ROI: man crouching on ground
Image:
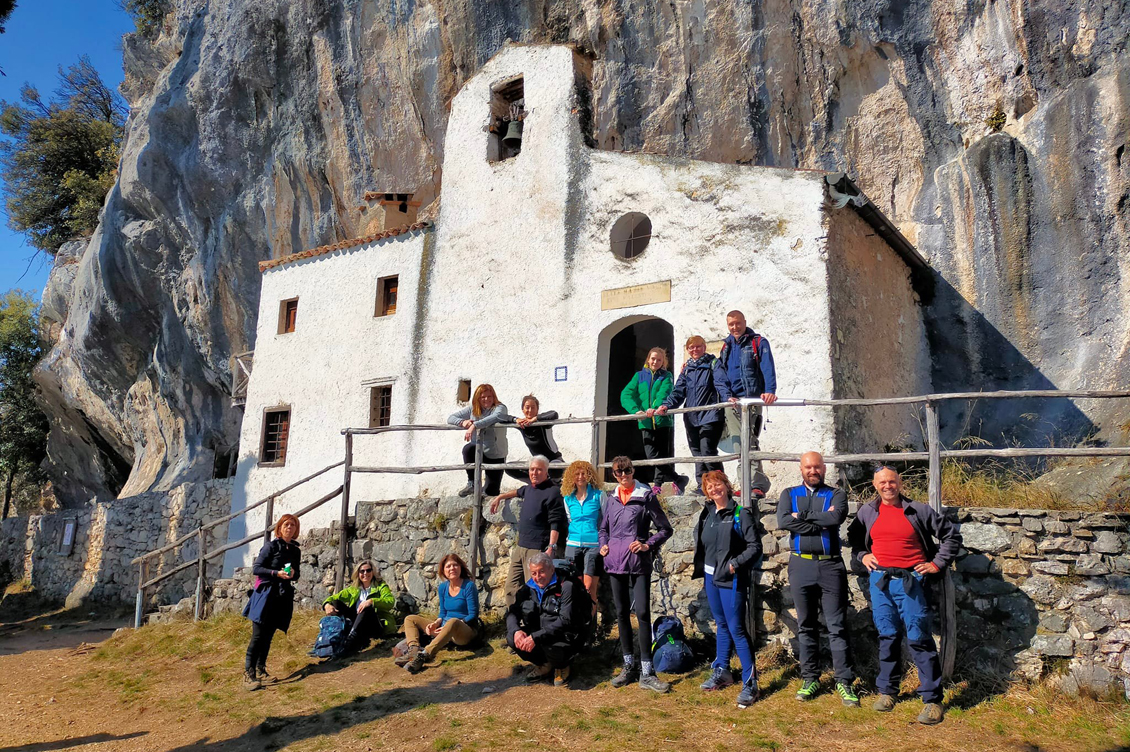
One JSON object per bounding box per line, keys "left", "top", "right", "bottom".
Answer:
{"left": 506, "top": 553, "right": 592, "bottom": 687}
{"left": 848, "top": 466, "right": 961, "bottom": 725}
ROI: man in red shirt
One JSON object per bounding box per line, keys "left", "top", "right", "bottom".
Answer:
{"left": 848, "top": 467, "right": 961, "bottom": 725}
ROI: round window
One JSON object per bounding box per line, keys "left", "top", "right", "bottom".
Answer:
{"left": 610, "top": 212, "right": 652, "bottom": 260}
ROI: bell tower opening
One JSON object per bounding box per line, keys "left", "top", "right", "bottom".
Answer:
{"left": 488, "top": 76, "right": 525, "bottom": 162}
{"left": 596, "top": 316, "right": 675, "bottom": 483}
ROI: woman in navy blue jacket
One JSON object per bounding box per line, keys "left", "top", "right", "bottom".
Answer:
{"left": 654, "top": 335, "right": 725, "bottom": 495}
{"left": 242, "top": 514, "right": 301, "bottom": 690}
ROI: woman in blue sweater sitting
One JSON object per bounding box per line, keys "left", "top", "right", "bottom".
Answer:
{"left": 398, "top": 553, "right": 480, "bottom": 673}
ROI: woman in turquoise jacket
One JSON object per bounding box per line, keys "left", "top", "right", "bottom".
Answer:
{"left": 620, "top": 347, "right": 687, "bottom": 492}
{"left": 323, "top": 560, "right": 397, "bottom": 654}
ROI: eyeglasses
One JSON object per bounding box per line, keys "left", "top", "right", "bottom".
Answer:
{"left": 613, "top": 468, "right": 634, "bottom": 476}
{"left": 358, "top": 568, "right": 373, "bottom": 574}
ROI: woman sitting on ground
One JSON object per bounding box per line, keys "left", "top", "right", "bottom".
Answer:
{"left": 398, "top": 553, "right": 480, "bottom": 674}
{"left": 691, "top": 470, "right": 762, "bottom": 708}
{"left": 323, "top": 560, "right": 397, "bottom": 655}
{"left": 242, "top": 514, "right": 300, "bottom": 690}
{"left": 448, "top": 384, "right": 509, "bottom": 497}
{"left": 504, "top": 394, "right": 564, "bottom": 483}
{"left": 561, "top": 460, "right": 605, "bottom": 617}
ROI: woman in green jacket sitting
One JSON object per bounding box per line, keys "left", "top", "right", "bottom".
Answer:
{"left": 323, "top": 560, "right": 397, "bottom": 654}
{"left": 620, "top": 347, "right": 687, "bottom": 493}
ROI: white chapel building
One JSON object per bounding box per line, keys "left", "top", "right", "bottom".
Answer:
{"left": 225, "top": 45, "right": 932, "bottom": 565}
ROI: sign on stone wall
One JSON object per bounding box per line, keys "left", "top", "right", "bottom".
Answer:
{"left": 601, "top": 280, "right": 671, "bottom": 311}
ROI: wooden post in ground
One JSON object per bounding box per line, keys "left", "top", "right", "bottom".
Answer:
{"left": 590, "top": 420, "right": 601, "bottom": 475}
{"left": 739, "top": 401, "right": 757, "bottom": 646}
{"left": 336, "top": 433, "right": 353, "bottom": 592}
{"left": 194, "top": 527, "right": 207, "bottom": 621}
{"left": 470, "top": 442, "right": 484, "bottom": 578}
{"left": 926, "top": 401, "right": 956, "bottom": 679}
{"left": 134, "top": 558, "right": 148, "bottom": 629}
{"left": 264, "top": 495, "right": 275, "bottom": 542}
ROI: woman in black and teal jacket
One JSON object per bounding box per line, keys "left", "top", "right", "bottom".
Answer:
{"left": 620, "top": 347, "right": 686, "bottom": 492}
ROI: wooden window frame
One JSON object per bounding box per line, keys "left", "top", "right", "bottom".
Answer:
{"left": 259, "top": 406, "right": 291, "bottom": 467}
{"left": 278, "top": 297, "right": 299, "bottom": 334}
{"left": 375, "top": 275, "right": 399, "bottom": 317}
{"left": 369, "top": 384, "right": 393, "bottom": 429}
{"left": 456, "top": 379, "right": 472, "bottom": 404}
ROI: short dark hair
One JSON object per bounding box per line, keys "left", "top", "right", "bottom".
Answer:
{"left": 611, "top": 455, "right": 633, "bottom": 474}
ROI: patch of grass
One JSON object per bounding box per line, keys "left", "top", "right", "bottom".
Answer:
{"left": 986, "top": 104, "right": 1007, "bottom": 132}
{"left": 433, "top": 737, "right": 459, "bottom": 751}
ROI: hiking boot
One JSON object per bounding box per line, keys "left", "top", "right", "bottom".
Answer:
{"left": 243, "top": 670, "right": 261, "bottom": 691}
{"left": 611, "top": 665, "right": 639, "bottom": 688}
{"left": 256, "top": 667, "right": 276, "bottom": 685}
{"left": 638, "top": 673, "right": 670, "bottom": 693}
{"left": 674, "top": 475, "right": 690, "bottom": 495}
{"left": 917, "top": 702, "right": 945, "bottom": 725}
{"left": 651, "top": 484, "right": 663, "bottom": 496}
{"left": 457, "top": 483, "right": 475, "bottom": 498}
{"left": 553, "top": 666, "right": 571, "bottom": 687}
{"left": 394, "top": 644, "right": 420, "bottom": 668}
{"left": 405, "top": 652, "right": 428, "bottom": 674}
{"left": 736, "top": 680, "right": 760, "bottom": 708}
{"left": 700, "top": 666, "right": 735, "bottom": 691}
{"left": 872, "top": 694, "right": 896, "bottom": 712}
{"left": 525, "top": 663, "right": 553, "bottom": 682}
{"left": 795, "top": 679, "right": 820, "bottom": 701}
{"left": 836, "top": 682, "right": 860, "bottom": 707}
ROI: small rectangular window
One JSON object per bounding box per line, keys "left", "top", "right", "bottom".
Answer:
{"left": 278, "top": 298, "right": 298, "bottom": 334}
{"left": 369, "top": 385, "right": 393, "bottom": 428}
{"left": 457, "top": 379, "right": 471, "bottom": 403}
{"left": 260, "top": 408, "right": 291, "bottom": 465}
{"left": 376, "top": 275, "right": 399, "bottom": 317}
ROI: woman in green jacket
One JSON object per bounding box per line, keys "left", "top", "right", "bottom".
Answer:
{"left": 620, "top": 347, "right": 687, "bottom": 493}
{"left": 323, "top": 560, "right": 397, "bottom": 654}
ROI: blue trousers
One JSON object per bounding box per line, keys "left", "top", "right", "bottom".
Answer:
{"left": 869, "top": 569, "right": 942, "bottom": 703}
{"left": 703, "top": 572, "right": 757, "bottom": 684}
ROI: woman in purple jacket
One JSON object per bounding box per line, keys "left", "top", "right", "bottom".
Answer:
{"left": 599, "top": 455, "right": 674, "bottom": 693}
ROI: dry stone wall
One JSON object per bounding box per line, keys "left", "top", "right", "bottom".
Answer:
{"left": 207, "top": 495, "right": 1130, "bottom": 697}
{"left": 0, "top": 479, "right": 232, "bottom": 608}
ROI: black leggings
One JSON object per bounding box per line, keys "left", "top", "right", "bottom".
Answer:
{"left": 641, "top": 427, "right": 679, "bottom": 485}
{"left": 462, "top": 444, "right": 504, "bottom": 495}
{"left": 609, "top": 572, "right": 653, "bottom": 660}
{"left": 245, "top": 622, "right": 276, "bottom": 671}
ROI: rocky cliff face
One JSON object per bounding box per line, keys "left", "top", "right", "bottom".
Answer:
{"left": 37, "top": 0, "right": 1129, "bottom": 503}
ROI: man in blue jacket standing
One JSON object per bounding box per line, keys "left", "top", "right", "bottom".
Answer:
{"left": 777, "top": 452, "right": 858, "bottom": 706}
{"left": 715, "top": 310, "right": 777, "bottom": 498}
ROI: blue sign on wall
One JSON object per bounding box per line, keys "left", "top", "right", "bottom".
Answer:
{"left": 555, "top": 366, "right": 568, "bottom": 382}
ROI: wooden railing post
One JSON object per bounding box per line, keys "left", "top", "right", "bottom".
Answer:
{"left": 739, "top": 401, "right": 752, "bottom": 506}
{"left": 470, "top": 442, "right": 484, "bottom": 578}
{"left": 264, "top": 495, "right": 275, "bottom": 541}
{"left": 134, "top": 558, "right": 148, "bottom": 629}
{"left": 926, "top": 401, "right": 956, "bottom": 680}
{"left": 336, "top": 433, "right": 353, "bottom": 591}
{"left": 194, "top": 527, "right": 206, "bottom": 621}
{"left": 590, "top": 420, "right": 600, "bottom": 475}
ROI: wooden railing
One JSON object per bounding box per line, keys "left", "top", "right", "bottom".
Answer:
{"left": 133, "top": 388, "right": 1130, "bottom": 679}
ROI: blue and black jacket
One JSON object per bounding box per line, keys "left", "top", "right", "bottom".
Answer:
{"left": 661, "top": 354, "right": 724, "bottom": 427}
{"left": 776, "top": 483, "right": 847, "bottom": 556}
{"left": 716, "top": 328, "right": 777, "bottom": 400}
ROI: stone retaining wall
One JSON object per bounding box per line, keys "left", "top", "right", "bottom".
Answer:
{"left": 0, "top": 479, "right": 232, "bottom": 607}
{"left": 206, "top": 494, "right": 1130, "bottom": 696}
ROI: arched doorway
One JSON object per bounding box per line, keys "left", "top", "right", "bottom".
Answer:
{"left": 594, "top": 316, "right": 674, "bottom": 482}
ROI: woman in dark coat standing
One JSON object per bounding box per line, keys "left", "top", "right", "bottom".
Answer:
{"left": 654, "top": 335, "right": 726, "bottom": 495}
{"left": 691, "top": 470, "right": 763, "bottom": 708}
{"left": 599, "top": 455, "right": 674, "bottom": 693}
{"left": 243, "top": 513, "right": 301, "bottom": 689}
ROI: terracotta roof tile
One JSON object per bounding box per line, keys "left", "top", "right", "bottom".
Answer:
{"left": 259, "top": 222, "right": 433, "bottom": 272}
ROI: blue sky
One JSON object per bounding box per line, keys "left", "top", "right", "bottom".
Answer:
{"left": 0, "top": 1, "right": 134, "bottom": 299}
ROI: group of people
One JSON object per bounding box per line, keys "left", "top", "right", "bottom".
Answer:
{"left": 446, "top": 309, "right": 776, "bottom": 499}
{"left": 239, "top": 307, "right": 962, "bottom": 725}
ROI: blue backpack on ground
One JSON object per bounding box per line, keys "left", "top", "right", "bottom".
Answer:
{"left": 651, "top": 615, "right": 695, "bottom": 673}
{"left": 310, "top": 615, "right": 348, "bottom": 659}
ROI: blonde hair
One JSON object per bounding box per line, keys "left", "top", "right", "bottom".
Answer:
{"left": 351, "top": 560, "right": 381, "bottom": 586}
{"left": 562, "top": 460, "right": 599, "bottom": 496}
{"left": 471, "top": 384, "right": 498, "bottom": 418}
{"left": 643, "top": 347, "right": 669, "bottom": 370}
{"left": 685, "top": 335, "right": 706, "bottom": 351}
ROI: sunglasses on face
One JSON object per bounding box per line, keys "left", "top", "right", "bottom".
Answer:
{"left": 614, "top": 469, "right": 634, "bottom": 476}
{"left": 359, "top": 568, "right": 373, "bottom": 574}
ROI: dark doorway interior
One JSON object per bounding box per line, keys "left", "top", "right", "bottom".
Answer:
{"left": 603, "top": 318, "right": 674, "bottom": 483}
